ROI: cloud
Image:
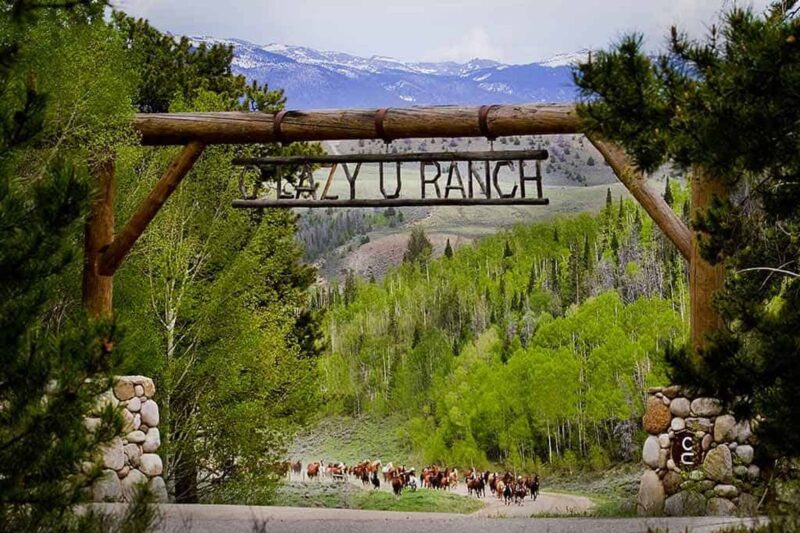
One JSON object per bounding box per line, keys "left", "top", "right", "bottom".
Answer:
{"left": 428, "top": 27, "right": 504, "bottom": 62}
{"left": 112, "top": 0, "right": 158, "bottom": 17}
{"left": 111, "top": 0, "right": 775, "bottom": 65}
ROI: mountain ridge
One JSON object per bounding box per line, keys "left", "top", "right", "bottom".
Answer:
{"left": 191, "top": 36, "right": 582, "bottom": 109}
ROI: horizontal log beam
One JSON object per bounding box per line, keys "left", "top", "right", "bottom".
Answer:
{"left": 233, "top": 149, "right": 549, "bottom": 166}
{"left": 134, "top": 104, "right": 580, "bottom": 146}
{"left": 98, "top": 141, "right": 206, "bottom": 276}
{"left": 232, "top": 197, "right": 550, "bottom": 209}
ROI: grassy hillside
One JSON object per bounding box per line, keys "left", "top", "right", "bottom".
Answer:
{"left": 356, "top": 489, "right": 484, "bottom": 513}
{"left": 290, "top": 414, "right": 416, "bottom": 466}
{"left": 545, "top": 463, "right": 641, "bottom": 516}
{"left": 303, "top": 134, "right": 676, "bottom": 282}
{"left": 308, "top": 181, "right": 652, "bottom": 281}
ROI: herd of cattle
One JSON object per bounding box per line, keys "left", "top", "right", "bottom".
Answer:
{"left": 285, "top": 460, "right": 540, "bottom": 504}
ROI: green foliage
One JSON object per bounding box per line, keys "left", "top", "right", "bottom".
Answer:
{"left": 111, "top": 12, "right": 285, "bottom": 113}
{"left": 663, "top": 177, "right": 674, "bottom": 207}
{"left": 0, "top": 2, "right": 154, "bottom": 531}
{"left": 403, "top": 225, "right": 433, "bottom": 266}
{"left": 575, "top": 1, "right": 800, "bottom": 458}
{"left": 353, "top": 488, "right": 483, "bottom": 514}
{"left": 588, "top": 444, "right": 611, "bottom": 472}
{"left": 444, "top": 238, "right": 454, "bottom": 259}
{"left": 320, "top": 199, "right": 688, "bottom": 468}
{"left": 110, "top": 16, "right": 323, "bottom": 503}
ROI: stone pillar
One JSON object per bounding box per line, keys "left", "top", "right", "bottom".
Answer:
{"left": 637, "top": 386, "right": 762, "bottom": 516}
{"left": 89, "top": 376, "right": 168, "bottom": 503}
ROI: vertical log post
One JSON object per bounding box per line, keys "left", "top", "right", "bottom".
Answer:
{"left": 82, "top": 156, "right": 115, "bottom": 319}
{"left": 689, "top": 167, "right": 727, "bottom": 354}
{"left": 99, "top": 141, "right": 206, "bottom": 276}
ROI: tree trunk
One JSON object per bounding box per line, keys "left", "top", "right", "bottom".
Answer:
{"left": 690, "top": 167, "right": 727, "bottom": 354}
{"left": 99, "top": 141, "right": 205, "bottom": 276}
{"left": 82, "top": 157, "right": 115, "bottom": 318}
{"left": 171, "top": 391, "right": 199, "bottom": 503}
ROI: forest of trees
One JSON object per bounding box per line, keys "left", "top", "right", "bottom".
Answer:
{"left": 109, "top": 14, "right": 324, "bottom": 504}
{"left": 296, "top": 207, "right": 407, "bottom": 262}
{"left": 316, "top": 185, "right": 690, "bottom": 471}
{"left": 0, "top": 4, "right": 323, "bottom": 524}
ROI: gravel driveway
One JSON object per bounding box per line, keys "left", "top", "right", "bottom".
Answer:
{"left": 150, "top": 503, "right": 765, "bottom": 533}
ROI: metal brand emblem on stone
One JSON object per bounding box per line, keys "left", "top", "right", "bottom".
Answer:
{"left": 671, "top": 429, "right": 704, "bottom": 469}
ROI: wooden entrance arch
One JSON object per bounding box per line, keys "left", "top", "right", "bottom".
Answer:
{"left": 83, "top": 103, "right": 722, "bottom": 353}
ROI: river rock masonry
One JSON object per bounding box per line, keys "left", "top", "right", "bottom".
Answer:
{"left": 636, "top": 387, "right": 761, "bottom": 517}
{"left": 89, "top": 376, "right": 167, "bottom": 503}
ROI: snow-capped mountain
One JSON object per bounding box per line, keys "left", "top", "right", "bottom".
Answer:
{"left": 192, "top": 37, "right": 579, "bottom": 109}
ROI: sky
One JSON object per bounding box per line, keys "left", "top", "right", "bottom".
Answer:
{"left": 114, "top": 0, "right": 773, "bottom": 64}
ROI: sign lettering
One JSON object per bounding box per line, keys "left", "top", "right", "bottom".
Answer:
{"left": 232, "top": 150, "right": 549, "bottom": 208}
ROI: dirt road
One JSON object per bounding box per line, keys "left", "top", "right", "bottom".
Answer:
{"left": 339, "top": 472, "right": 592, "bottom": 517}
{"left": 148, "top": 503, "right": 765, "bottom": 533}
{"left": 470, "top": 490, "right": 593, "bottom": 517}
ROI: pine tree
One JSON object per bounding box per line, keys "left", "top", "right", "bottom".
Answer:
{"left": 547, "top": 258, "right": 560, "bottom": 294}
{"left": 610, "top": 231, "right": 620, "bottom": 259}
{"left": 343, "top": 270, "right": 358, "bottom": 304}
{"left": 575, "top": 1, "right": 800, "bottom": 457}
{"left": 582, "top": 234, "right": 592, "bottom": 271}
{"left": 563, "top": 245, "right": 580, "bottom": 307}
{"left": 0, "top": 4, "right": 155, "bottom": 530}
{"left": 663, "top": 177, "right": 674, "bottom": 206}
{"left": 444, "top": 238, "right": 454, "bottom": 259}
{"left": 112, "top": 12, "right": 286, "bottom": 113}
{"left": 404, "top": 225, "right": 433, "bottom": 266}
{"left": 605, "top": 187, "right": 613, "bottom": 209}
{"left": 526, "top": 262, "right": 538, "bottom": 295}
{"left": 633, "top": 207, "right": 643, "bottom": 233}
{"left": 503, "top": 240, "right": 514, "bottom": 259}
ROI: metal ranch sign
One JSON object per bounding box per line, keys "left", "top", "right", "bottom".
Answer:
{"left": 232, "top": 150, "right": 549, "bottom": 208}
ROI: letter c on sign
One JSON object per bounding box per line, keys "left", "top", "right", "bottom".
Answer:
{"left": 681, "top": 436, "right": 694, "bottom": 465}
